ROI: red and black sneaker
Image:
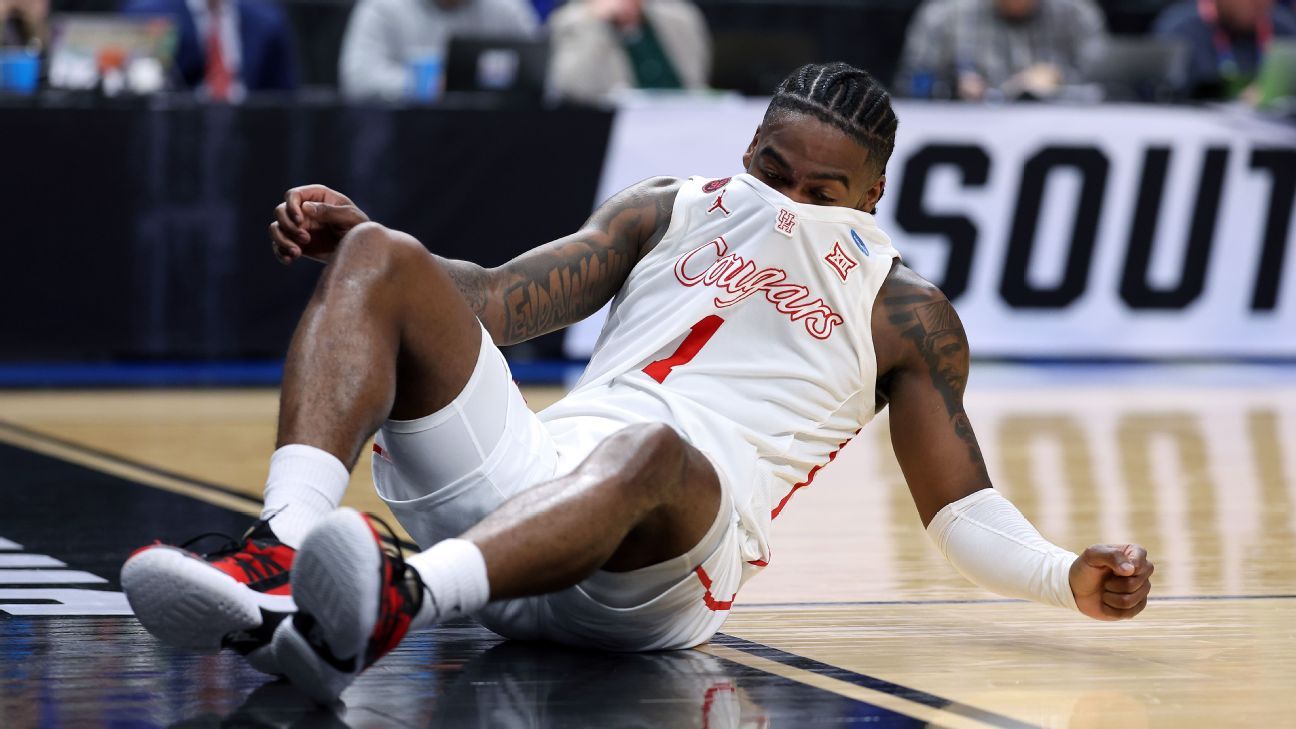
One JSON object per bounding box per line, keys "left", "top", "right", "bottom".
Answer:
{"left": 121, "top": 517, "right": 296, "bottom": 675}
{"left": 271, "top": 508, "right": 424, "bottom": 704}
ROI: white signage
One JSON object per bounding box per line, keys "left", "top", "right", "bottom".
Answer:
{"left": 585, "top": 100, "right": 1296, "bottom": 358}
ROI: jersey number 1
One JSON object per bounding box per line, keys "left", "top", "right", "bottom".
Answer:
{"left": 643, "top": 315, "right": 725, "bottom": 383}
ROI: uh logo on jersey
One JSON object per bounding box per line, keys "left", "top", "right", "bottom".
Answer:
{"left": 674, "top": 236, "right": 844, "bottom": 340}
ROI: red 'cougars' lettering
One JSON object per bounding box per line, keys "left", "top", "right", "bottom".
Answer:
{"left": 674, "top": 237, "right": 844, "bottom": 340}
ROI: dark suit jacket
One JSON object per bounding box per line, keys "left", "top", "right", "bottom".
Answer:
{"left": 1153, "top": 1, "right": 1296, "bottom": 94}
{"left": 122, "top": 0, "right": 298, "bottom": 91}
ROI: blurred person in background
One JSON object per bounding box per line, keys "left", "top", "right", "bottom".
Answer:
{"left": 548, "top": 0, "right": 710, "bottom": 104}
{"left": 338, "top": 0, "right": 537, "bottom": 100}
{"left": 121, "top": 0, "right": 299, "bottom": 98}
{"left": 1, "top": 0, "right": 47, "bottom": 51}
{"left": 530, "top": 0, "right": 558, "bottom": 23}
{"left": 896, "top": 0, "right": 1107, "bottom": 100}
{"left": 1153, "top": 0, "right": 1296, "bottom": 101}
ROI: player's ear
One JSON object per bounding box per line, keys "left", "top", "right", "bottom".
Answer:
{"left": 741, "top": 126, "right": 760, "bottom": 170}
{"left": 862, "top": 173, "right": 886, "bottom": 214}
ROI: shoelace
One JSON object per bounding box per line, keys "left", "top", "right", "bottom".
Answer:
{"left": 179, "top": 516, "right": 289, "bottom": 584}
{"left": 362, "top": 513, "right": 426, "bottom": 664}
{"left": 179, "top": 511, "right": 282, "bottom": 558}
{"left": 363, "top": 513, "right": 413, "bottom": 579}
{"left": 179, "top": 531, "right": 243, "bottom": 557}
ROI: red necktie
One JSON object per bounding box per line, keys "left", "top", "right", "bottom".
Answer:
{"left": 205, "top": 0, "right": 232, "bottom": 101}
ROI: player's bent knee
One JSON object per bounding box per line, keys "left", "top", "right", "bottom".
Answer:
{"left": 624, "top": 422, "right": 687, "bottom": 463}
{"left": 594, "top": 423, "right": 691, "bottom": 496}
{"left": 337, "top": 220, "right": 394, "bottom": 250}
{"left": 329, "top": 223, "right": 431, "bottom": 282}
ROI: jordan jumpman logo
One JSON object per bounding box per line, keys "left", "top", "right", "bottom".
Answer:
{"left": 707, "top": 190, "right": 732, "bottom": 216}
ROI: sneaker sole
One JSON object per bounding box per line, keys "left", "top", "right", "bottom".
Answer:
{"left": 293, "top": 508, "right": 381, "bottom": 664}
{"left": 121, "top": 545, "right": 296, "bottom": 652}
{"left": 271, "top": 616, "right": 354, "bottom": 705}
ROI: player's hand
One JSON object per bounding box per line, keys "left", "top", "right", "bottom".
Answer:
{"left": 270, "top": 185, "right": 369, "bottom": 264}
{"left": 1069, "top": 544, "right": 1153, "bottom": 621}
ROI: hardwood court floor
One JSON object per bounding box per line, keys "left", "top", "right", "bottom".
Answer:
{"left": 1, "top": 366, "right": 1294, "bottom": 727}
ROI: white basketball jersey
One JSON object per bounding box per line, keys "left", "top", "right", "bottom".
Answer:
{"left": 539, "top": 174, "right": 900, "bottom": 572}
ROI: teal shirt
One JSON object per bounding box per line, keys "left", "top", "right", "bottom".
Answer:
{"left": 622, "top": 19, "right": 683, "bottom": 89}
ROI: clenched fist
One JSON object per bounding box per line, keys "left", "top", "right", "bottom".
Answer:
{"left": 1070, "top": 544, "right": 1154, "bottom": 621}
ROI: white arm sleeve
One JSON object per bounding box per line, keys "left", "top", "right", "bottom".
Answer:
{"left": 926, "top": 489, "right": 1079, "bottom": 610}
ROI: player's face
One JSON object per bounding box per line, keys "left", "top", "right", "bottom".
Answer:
{"left": 742, "top": 111, "right": 886, "bottom": 213}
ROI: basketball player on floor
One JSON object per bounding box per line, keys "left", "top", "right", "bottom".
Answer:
{"left": 122, "top": 62, "right": 1154, "bottom": 703}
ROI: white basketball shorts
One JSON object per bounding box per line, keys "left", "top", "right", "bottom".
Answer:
{"left": 371, "top": 324, "right": 745, "bottom": 651}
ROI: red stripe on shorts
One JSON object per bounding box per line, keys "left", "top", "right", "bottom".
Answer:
{"left": 694, "top": 566, "right": 735, "bottom": 611}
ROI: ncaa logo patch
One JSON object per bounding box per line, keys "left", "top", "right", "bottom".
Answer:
{"left": 850, "top": 229, "right": 870, "bottom": 256}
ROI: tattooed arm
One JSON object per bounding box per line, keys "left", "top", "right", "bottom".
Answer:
{"left": 437, "top": 176, "right": 680, "bottom": 346}
{"left": 873, "top": 265, "right": 1155, "bottom": 620}
{"left": 873, "top": 264, "right": 991, "bottom": 526}
{"left": 270, "top": 179, "right": 677, "bottom": 345}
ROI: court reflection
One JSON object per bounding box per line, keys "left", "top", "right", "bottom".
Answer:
{"left": 164, "top": 628, "right": 780, "bottom": 729}
{"left": 0, "top": 614, "right": 783, "bottom": 729}
{"left": 428, "top": 641, "right": 770, "bottom": 729}
{"left": 740, "top": 387, "right": 1296, "bottom": 604}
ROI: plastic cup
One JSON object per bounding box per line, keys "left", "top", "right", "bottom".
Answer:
{"left": 0, "top": 50, "right": 40, "bottom": 95}
{"left": 408, "top": 54, "right": 443, "bottom": 103}
{"left": 911, "top": 71, "right": 935, "bottom": 99}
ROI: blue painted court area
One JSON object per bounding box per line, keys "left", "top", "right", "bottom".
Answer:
{"left": 0, "top": 361, "right": 589, "bottom": 388}
{"left": 5, "top": 359, "right": 1295, "bottom": 390}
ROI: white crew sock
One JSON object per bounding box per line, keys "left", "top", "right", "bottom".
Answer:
{"left": 261, "top": 444, "right": 350, "bottom": 549}
{"left": 407, "top": 539, "right": 491, "bottom": 630}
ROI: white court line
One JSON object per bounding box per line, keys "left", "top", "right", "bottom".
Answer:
{"left": 0, "top": 570, "right": 107, "bottom": 585}
{"left": 0, "top": 589, "right": 132, "bottom": 616}
{"left": 0, "top": 554, "right": 66, "bottom": 568}
{"left": 698, "top": 643, "right": 1005, "bottom": 729}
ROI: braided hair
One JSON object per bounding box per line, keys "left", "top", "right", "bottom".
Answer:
{"left": 764, "top": 62, "right": 898, "bottom": 177}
